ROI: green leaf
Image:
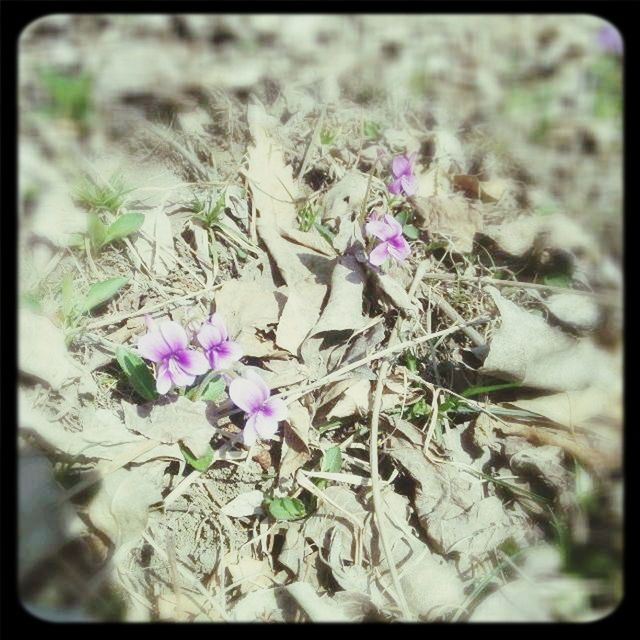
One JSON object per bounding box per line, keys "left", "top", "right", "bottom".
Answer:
{"left": 403, "top": 224, "right": 419, "bottom": 240}
{"left": 179, "top": 443, "right": 214, "bottom": 472}
{"left": 317, "top": 419, "right": 342, "bottom": 435}
{"left": 395, "top": 211, "right": 410, "bottom": 226}
{"left": 88, "top": 213, "right": 108, "bottom": 250}
{"left": 104, "top": 212, "right": 145, "bottom": 245}
{"left": 314, "top": 222, "right": 335, "bottom": 245}
{"left": 200, "top": 375, "right": 226, "bottom": 403}
{"left": 322, "top": 446, "right": 342, "bottom": 473}
{"left": 403, "top": 350, "right": 418, "bottom": 373}
{"left": 79, "top": 277, "right": 127, "bottom": 315}
{"left": 461, "top": 381, "right": 522, "bottom": 398}
{"left": 543, "top": 273, "right": 571, "bottom": 288}
{"left": 364, "top": 120, "right": 381, "bottom": 140}
{"left": 67, "top": 232, "right": 85, "bottom": 248}
{"left": 265, "top": 497, "right": 307, "bottom": 521}
{"left": 61, "top": 272, "right": 78, "bottom": 320}
{"left": 115, "top": 346, "right": 157, "bottom": 401}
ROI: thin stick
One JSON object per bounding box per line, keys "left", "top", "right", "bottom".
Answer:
{"left": 423, "top": 286, "right": 486, "bottom": 347}
{"left": 67, "top": 284, "right": 220, "bottom": 335}
{"left": 279, "top": 320, "right": 479, "bottom": 404}
{"left": 366, "top": 261, "right": 428, "bottom": 620}
{"left": 421, "top": 272, "right": 620, "bottom": 306}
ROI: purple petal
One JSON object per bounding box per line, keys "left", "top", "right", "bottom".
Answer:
{"left": 244, "top": 369, "right": 271, "bottom": 403}
{"left": 137, "top": 329, "right": 172, "bottom": 363}
{"left": 383, "top": 214, "right": 403, "bottom": 237}
{"left": 369, "top": 241, "right": 390, "bottom": 266}
{"left": 174, "top": 349, "right": 209, "bottom": 376}
{"left": 387, "top": 235, "right": 411, "bottom": 262}
{"left": 168, "top": 358, "right": 196, "bottom": 388}
{"left": 253, "top": 411, "right": 280, "bottom": 440}
{"left": 365, "top": 219, "right": 395, "bottom": 241}
{"left": 387, "top": 178, "right": 403, "bottom": 195}
{"left": 392, "top": 154, "right": 411, "bottom": 178}
{"left": 208, "top": 340, "right": 242, "bottom": 370}
{"left": 157, "top": 321, "right": 189, "bottom": 353}
{"left": 401, "top": 174, "right": 417, "bottom": 196}
{"left": 242, "top": 416, "right": 259, "bottom": 445}
{"left": 156, "top": 361, "right": 173, "bottom": 395}
{"left": 197, "top": 323, "right": 224, "bottom": 351}
{"left": 263, "top": 397, "right": 288, "bottom": 421}
{"left": 207, "top": 313, "right": 229, "bottom": 341}
{"left": 229, "top": 376, "right": 266, "bottom": 413}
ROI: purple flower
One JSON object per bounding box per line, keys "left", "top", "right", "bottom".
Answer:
{"left": 597, "top": 24, "right": 623, "bottom": 55}
{"left": 387, "top": 154, "right": 417, "bottom": 197}
{"left": 197, "top": 313, "right": 242, "bottom": 371}
{"left": 229, "top": 370, "right": 288, "bottom": 445}
{"left": 365, "top": 213, "right": 411, "bottom": 266}
{"left": 137, "top": 320, "right": 209, "bottom": 395}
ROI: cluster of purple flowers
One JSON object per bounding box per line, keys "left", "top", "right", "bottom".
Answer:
{"left": 363, "top": 153, "right": 416, "bottom": 267}
{"left": 137, "top": 314, "right": 286, "bottom": 445}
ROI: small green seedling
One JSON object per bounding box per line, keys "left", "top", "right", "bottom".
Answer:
{"left": 363, "top": 120, "right": 382, "bottom": 140}
{"left": 180, "top": 443, "right": 215, "bottom": 472}
{"left": 61, "top": 275, "right": 128, "bottom": 333}
{"left": 264, "top": 496, "right": 308, "bottom": 521}
{"left": 87, "top": 212, "right": 145, "bottom": 252}
{"left": 319, "top": 128, "right": 336, "bottom": 146}
{"left": 75, "top": 173, "right": 133, "bottom": 214}
{"left": 190, "top": 191, "right": 226, "bottom": 227}
{"left": 38, "top": 66, "right": 93, "bottom": 127}
{"left": 115, "top": 346, "right": 157, "bottom": 402}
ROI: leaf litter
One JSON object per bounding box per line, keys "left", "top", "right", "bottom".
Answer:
{"left": 18, "top": 15, "right": 622, "bottom": 622}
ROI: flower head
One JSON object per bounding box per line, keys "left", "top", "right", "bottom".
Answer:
{"left": 365, "top": 213, "right": 411, "bottom": 266}
{"left": 388, "top": 153, "right": 417, "bottom": 197}
{"left": 137, "top": 320, "right": 209, "bottom": 394}
{"left": 597, "top": 24, "right": 623, "bottom": 55}
{"left": 229, "top": 370, "right": 288, "bottom": 445}
{"left": 197, "top": 313, "right": 242, "bottom": 371}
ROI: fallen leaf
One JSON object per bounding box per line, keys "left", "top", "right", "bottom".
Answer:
{"left": 19, "top": 309, "right": 97, "bottom": 395}
{"left": 310, "top": 255, "right": 367, "bottom": 336}
{"left": 221, "top": 490, "right": 264, "bottom": 518}
{"left": 214, "top": 277, "right": 284, "bottom": 339}
{"left": 88, "top": 464, "right": 164, "bottom": 560}
{"left": 131, "top": 206, "right": 177, "bottom": 276}
{"left": 543, "top": 292, "right": 601, "bottom": 331}
{"left": 412, "top": 193, "right": 483, "bottom": 253}
{"left": 122, "top": 396, "right": 215, "bottom": 459}
{"left": 481, "top": 286, "right": 613, "bottom": 391}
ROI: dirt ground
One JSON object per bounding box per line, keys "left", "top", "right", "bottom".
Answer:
{"left": 18, "top": 14, "right": 623, "bottom": 622}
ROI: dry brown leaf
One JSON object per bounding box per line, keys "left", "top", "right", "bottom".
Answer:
{"left": 221, "top": 490, "right": 264, "bottom": 518}
{"left": 322, "top": 170, "right": 370, "bottom": 223}
{"left": 481, "top": 286, "right": 613, "bottom": 391}
{"left": 369, "top": 269, "right": 420, "bottom": 316}
{"left": 543, "top": 292, "right": 601, "bottom": 331}
{"left": 275, "top": 282, "right": 327, "bottom": 355}
{"left": 415, "top": 165, "right": 451, "bottom": 198}
{"left": 481, "top": 213, "right": 598, "bottom": 259}
{"left": 214, "top": 277, "right": 284, "bottom": 339}
{"left": 87, "top": 463, "right": 164, "bottom": 560}
{"left": 386, "top": 438, "right": 523, "bottom": 571}
{"left": 310, "top": 255, "right": 367, "bottom": 336}
{"left": 19, "top": 449, "right": 84, "bottom": 580}
{"left": 131, "top": 207, "right": 177, "bottom": 276}
{"left": 19, "top": 309, "right": 96, "bottom": 394}
{"left": 20, "top": 400, "right": 146, "bottom": 461}
{"left": 279, "top": 401, "right": 312, "bottom": 487}
{"left": 412, "top": 193, "right": 483, "bottom": 253}
{"left": 226, "top": 555, "right": 279, "bottom": 594}
{"left": 122, "top": 396, "right": 215, "bottom": 459}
